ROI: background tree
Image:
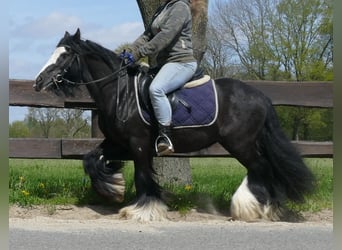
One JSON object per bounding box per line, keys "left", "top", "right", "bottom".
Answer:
{"left": 209, "top": 0, "right": 332, "bottom": 81}
{"left": 58, "top": 109, "right": 90, "bottom": 138}
{"left": 211, "top": 0, "right": 277, "bottom": 80}
{"left": 25, "top": 107, "right": 90, "bottom": 138}
{"left": 270, "top": 0, "right": 332, "bottom": 140}
{"left": 205, "top": 0, "right": 332, "bottom": 140}
{"left": 27, "top": 107, "right": 59, "bottom": 138}
{"left": 271, "top": 0, "right": 333, "bottom": 81}
{"left": 201, "top": 22, "right": 230, "bottom": 79}
{"left": 9, "top": 121, "right": 30, "bottom": 138}
{"left": 190, "top": 0, "right": 208, "bottom": 63}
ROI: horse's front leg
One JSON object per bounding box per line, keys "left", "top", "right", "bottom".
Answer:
{"left": 119, "top": 141, "right": 168, "bottom": 222}
{"left": 83, "top": 139, "right": 126, "bottom": 202}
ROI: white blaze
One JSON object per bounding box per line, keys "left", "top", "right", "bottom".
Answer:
{"left": 36, "top": 47, "right": 67, "bottom": 78}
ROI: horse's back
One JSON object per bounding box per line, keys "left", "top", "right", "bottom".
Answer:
{"left": 214, "top": 77, "right": 267, "bottom": 96}
{"left": 212, "top": 77, "right": 271, "bottom": 149}
{"left": 214, "top": 77, "right": 271, "bottom": 111}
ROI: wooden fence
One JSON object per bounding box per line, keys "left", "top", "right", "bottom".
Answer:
{"left": 9, "top": 79, "right": 333, "bottom": 159}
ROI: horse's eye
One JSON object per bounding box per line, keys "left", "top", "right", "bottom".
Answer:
{"left": 60, "top": 53, "right": 68, "bottom": 60}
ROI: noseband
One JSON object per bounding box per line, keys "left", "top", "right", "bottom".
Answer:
{"left": 52, "top": 52, "right": 79, "bottom": 87}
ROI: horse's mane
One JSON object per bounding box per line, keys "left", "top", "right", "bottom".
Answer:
{"left": 83, "top": 39, "right": 139, "bottom": 77}
{"left": 83, "top": 40, "right": 120, "bottom": 69}
{"left": 58, "top": 35, "right": 120, "bottom": 69}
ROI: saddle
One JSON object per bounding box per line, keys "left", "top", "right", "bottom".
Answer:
{"left": 131, "top": 63, "right": 218, "bottom": 128}
{"left": 136, "top": 66, "right": 209, "bottom": 114}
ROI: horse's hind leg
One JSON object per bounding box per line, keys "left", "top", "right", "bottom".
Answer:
{"left": 227, "top": 106, "right": 314, "bottom": 222}
{"left": 230, "top": 153, "right": 284, "bottom": 221}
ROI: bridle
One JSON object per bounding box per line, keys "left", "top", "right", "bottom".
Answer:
{"left": 51, "top": 45, "right": 130, "bottom": 88}
{"left": 51, "top": 45, "right": 132, "bottom": 122}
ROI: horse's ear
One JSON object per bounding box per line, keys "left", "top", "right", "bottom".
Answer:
{"left": 64, "top": 31, "right": 71, "bottom": 38}
{"left": 74, "top": 28, "right": 81, "bottom": 41}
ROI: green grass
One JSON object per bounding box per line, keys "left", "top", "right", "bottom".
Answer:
{"left": 165, "top": 158, "right": 247, "bottom": 214}
{"left": 9, "top": 158, "right": 333, "bottom": 214}
{"left": 289, "top": 158, "right": 333, "bottom": 212}
{"left": 9, "top": 159, "right": 90, "bottom": 206}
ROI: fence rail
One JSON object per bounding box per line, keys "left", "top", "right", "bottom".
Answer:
{"left": 9, "top": 138, "right": 333, "bottom": 159}
{"left": 10, "top": 79, "right": 333, "bottom": 108}
{"left": 9, "top": 79, "right": 333, "bottom": 158}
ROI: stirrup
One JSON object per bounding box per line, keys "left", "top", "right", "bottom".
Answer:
{"left": 155, "top": 135, "right": 174, "bottom": 156}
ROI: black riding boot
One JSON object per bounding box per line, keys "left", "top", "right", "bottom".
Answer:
{"left": 155, "top": 124, "right": 174, "bottom": 156}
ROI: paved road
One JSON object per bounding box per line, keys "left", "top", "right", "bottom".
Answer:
{"left": 9, "top": 218, "right": 333, "bottom": 250}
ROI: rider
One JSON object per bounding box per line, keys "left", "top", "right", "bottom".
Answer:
{"left": 121, "top": 0, "right": 197, "bottom": 156}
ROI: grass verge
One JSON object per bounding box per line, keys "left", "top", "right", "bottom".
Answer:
{"left": 9, "top": 158, "right": 332, "bottom": 214}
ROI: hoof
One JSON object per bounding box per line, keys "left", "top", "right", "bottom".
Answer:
{"left": 119, "top": 197, "right": 168, "bottom": 222}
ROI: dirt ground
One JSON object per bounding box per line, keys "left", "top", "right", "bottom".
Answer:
{"left": 9, "top": 204, "right": 333, "bottom": 225}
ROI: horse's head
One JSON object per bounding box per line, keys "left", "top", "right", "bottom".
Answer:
{"left": 34, "top": 29, "right": 83, "bottom": 96}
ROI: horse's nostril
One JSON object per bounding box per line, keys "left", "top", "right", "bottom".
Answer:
{"left": 33, "top": 83, "right": 40, "bottom": 91}
{"left": 33, "top": 76, "right": 42, "bottom": 91}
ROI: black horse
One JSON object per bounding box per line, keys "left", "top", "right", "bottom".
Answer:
{"left": 34, "top": 29, "right": 315, "bottom": 222}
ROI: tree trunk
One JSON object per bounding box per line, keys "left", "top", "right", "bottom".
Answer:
{"left": 136, "top": 0, "right": 163, "bottom": 28}
{"left": 190, "top": 0, "right": 208, "bottom": 63}
{"left": 135, "top": 0, "right": 208, "bottom": 185}
{"left": 153, "top": 157, "right": 192, "bottom": 186}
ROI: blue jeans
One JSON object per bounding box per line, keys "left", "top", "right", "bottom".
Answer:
{"left": 149, "top": 61, "right": 197, "bottom": 126}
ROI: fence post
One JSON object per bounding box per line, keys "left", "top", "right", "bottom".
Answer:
{"left": 91, "top": 110, "right": 104, "bottom": 138}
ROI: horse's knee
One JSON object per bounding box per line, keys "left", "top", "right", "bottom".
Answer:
{"left": 230, "top": 176, "right": 282, "bottom": 221}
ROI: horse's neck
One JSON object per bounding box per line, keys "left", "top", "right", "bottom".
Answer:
{"left": 86, "top": 79, "right": 116, "bottom": 114}
{"left": 81, "top": 54, "right": 137, "bottom": 121}
{"left": 82, "top": 57, "right": 117, "bottom": 110}
{"left": 85, "top": 69, "right": 136, "bottom": 119}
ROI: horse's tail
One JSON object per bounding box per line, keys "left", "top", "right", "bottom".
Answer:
{"left": 260, "top": 104, "right": 315, "bottom": 203}
{"left": 83, "top": 148, "right": 125, "bottom": 202}
{"left": 231, "top": 101, "right": 316, "bottom": 221}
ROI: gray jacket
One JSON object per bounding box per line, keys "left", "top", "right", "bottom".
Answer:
{"left": 129, "top": 0, "right": 195, "bottom": 66}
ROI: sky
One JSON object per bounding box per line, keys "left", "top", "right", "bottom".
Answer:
{"left": 9, "top": 0, "right": 145, "bottom": 123}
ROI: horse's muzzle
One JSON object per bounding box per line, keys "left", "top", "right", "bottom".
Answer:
{"left": 33, "top": 75, "right": 43, "bottom": 92}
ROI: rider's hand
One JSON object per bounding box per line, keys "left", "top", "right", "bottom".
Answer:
{"left": 120, "top": 51, "right": 135, "bottom": 65}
